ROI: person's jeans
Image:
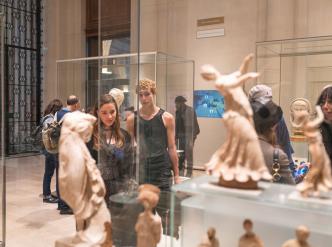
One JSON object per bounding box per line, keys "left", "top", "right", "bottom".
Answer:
{"left": 178, "top": 138, "right": 194, "bottom": 177}
{"left": 43, "top": 152, "right": 57, "bottom": 197}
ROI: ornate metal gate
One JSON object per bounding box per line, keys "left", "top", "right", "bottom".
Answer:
{"left": 2, "top": 0, "right": 42, "bottom": 155}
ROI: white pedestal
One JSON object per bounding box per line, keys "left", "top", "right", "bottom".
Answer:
{"left": 171, "top": 176, "right": 332, "bottom": 247}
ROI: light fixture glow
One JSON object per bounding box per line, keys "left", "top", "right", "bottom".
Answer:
{"left": 102, "top": 67, "right": 112, "bottom": 74}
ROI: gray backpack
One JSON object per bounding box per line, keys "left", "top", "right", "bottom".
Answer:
{"left": 42, "top": 112, "right": 64, "bottom": 154}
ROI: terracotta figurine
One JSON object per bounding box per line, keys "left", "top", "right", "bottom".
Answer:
{"left": 201, "top": 54, "right": 272, "bottom": 189}
{"left": 55, "top": 111, "right": 112, "bottom": 247}
{"left": 292, "top": 106, "right": 332, "bottom": 197}
{"left": 281, "top": 225, "right": 311, "bottom": 247}
{"left": 198, "top": 227, "right": 220, "bottom": 247}
{"left": 201, "top": 54, "right": 255, "bottom": 121}
{"left": 238, "top": 219, "right": 264, "bottom": 247}
{"left": 290, "top": 98, "right": 312, "bottom": 137}
{"left": 109, "top": 88, "right": 124, "bottom": 107}
{"left": 135, "top": 184, "right": 162, "bottom": 247}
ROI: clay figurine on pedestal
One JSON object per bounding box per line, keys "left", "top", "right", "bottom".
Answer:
{"left": 201, "top": 54, "right": 272, "bottom": 189}
{"left": 291, "top": 106, "right": 332, "bottom": 197}
{"left": 55, "top": 111, "right": 112, "bottom": 247}
{"left": 281, "top": 225, "right": 311, "bottom": 247}
{"left": 290, "top": 98, "right": 312, "bottom": 138}
{"left": 238, "top": 219, "right": 264, "bottom": 247}
{"left": 198, "top": 227, "right": 220, "bottom": 247}
{"left": 135, "top": 184, "right": 162, "bottom": 247}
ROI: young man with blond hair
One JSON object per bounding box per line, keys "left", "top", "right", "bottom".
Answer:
{"left": 127, "top": 79, "right": 180, "bottom": 190}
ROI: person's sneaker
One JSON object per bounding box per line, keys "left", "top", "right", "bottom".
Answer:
{"left": 51, "top": 191, "right": 58, "bottom": 199}
{"left": 59, "top": 208, "right": 73, "bottom": 215}
{"left": 43, "top": 195, "right": 59, "bottom": 203}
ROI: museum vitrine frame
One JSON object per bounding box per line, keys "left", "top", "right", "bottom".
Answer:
{"left": 56, "top": 51, "right": 194, "bottom": 246}
{"left": 0, "top": 11, "right": 6, "bottom": 247}
{"left": 256, "top": 35, "right": 332, "bottom": 162}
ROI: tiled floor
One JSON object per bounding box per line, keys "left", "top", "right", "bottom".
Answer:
{"left": 2, "top": 155, "right": 201, "bottom": 247}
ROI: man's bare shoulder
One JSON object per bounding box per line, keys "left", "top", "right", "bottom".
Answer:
{"left": 161, "top": 111, "right": 174, "bottom": 127}
{"left": 126, "top": 113, "right": 135, "bottom": 133}
{"left": 162, "top": 111, "right": 174, "bottom": 120}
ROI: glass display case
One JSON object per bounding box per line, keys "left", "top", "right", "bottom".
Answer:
{"left": 170, "top": 175, "right": 332, "bottom": 247}
{"left": 56, "top": 51, "right": 194, "bottom": 246}
{"left": 256, "top": 36, "right": 332, "bottom": 162}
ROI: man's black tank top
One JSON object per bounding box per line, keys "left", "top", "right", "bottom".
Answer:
{"left": 134, "top": 108, "right": 172, "bottom": 190}
{"left": 135, "top": 108, "right": 168, "bottom": 159}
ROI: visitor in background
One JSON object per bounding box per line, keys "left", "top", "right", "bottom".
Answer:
{"left": 249, "top": 85, "right": 295, "bottom": 172}
{"left": 251, "top": 100, "right": 295, "bottom": 184}
{"left": 174, "top": 95, "right": 200, "bottom": 177}
{"left": 316, "top": 85, "right": 332, "bottom": 170}
{"left": 41, "top": 99, "right": 63, "bottom": 203}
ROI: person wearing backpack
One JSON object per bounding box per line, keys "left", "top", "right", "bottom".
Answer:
{"left": 55, "top": 95, "right": 81, "bottom": 215}
{"left": 41, "top": 99, "right": 63, "bottom": 203}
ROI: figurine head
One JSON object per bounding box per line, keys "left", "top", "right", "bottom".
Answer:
{"left": 201, "top": 64, "right": 218, "bottom": 81}
{"left": 137, "top": 79, "right": 156, "bottom": 106}
{"left": 137, "top": 184, "right": 160, "bottom": 210}
{"left": 62, "top": 111, "right": 97, "bottom": 143}
{"left": 243, "top": 219, "right": 254, "bottom": 234}
{"left": 290, "top": 98, "right": 311, "bottom": 129}
{"left": 295, "top": 225, "right": 310, "bottom": 243}
{"left": 207, "top": 227, "right": 216, "bottom": 240}
{"left": 109, "top": 88, "right": 124, "bottom": 108}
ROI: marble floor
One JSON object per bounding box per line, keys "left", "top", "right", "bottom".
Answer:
{"left": 2, "top": 155, "right": 199, "bottom": 247}
{"left": 4, "top": 155, "right": 75, "bottom": 247}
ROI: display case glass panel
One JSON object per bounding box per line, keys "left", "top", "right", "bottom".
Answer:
{"left": 56, "top": 51, "right": 194, "bottom": 246}
{"left": 256, "top": 36, "right": 332, "bottom": 162}
{"left": 0, "top": 11, "right": 5, "bottom": 247}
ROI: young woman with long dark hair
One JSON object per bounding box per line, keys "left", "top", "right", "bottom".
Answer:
{"left": 317, "top": 85, "right": 332, "bottom": 169}
{"left": 87, "top": 94, "right": 133, "bottom": 206}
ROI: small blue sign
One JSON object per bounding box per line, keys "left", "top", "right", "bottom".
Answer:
{"left": 194, "top": 90, "right": 224, "bottom": 118}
